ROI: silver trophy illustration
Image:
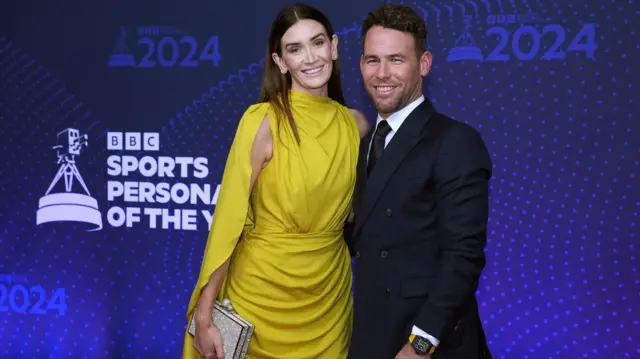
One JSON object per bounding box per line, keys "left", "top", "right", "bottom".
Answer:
{"left": 107, "top": 26, "right": 136, "bottom": 68}
{"left": 36, "top": 128, "right": 103, "bottom": 231}
{"left": 446, "top": 14, "right": 484, "bottom": 62}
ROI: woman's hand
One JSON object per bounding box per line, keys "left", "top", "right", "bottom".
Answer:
{"left": 193, "top": 319, "right": 224, "bottom": 359}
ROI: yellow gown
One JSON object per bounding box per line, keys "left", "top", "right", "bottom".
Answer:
{"left": 182, "top": 90, "right": 360, "bottom": 358}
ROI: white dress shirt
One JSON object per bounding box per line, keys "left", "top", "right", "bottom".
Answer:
{"left": 367, "top": 95, "right": 441, "bottom": 347}
{"left": 367, "top": 95, "right": 425, "bottom": 159}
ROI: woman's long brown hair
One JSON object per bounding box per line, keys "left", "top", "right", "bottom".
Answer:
{"left": 258, "top": 4, "right": 346, "bottom": 144}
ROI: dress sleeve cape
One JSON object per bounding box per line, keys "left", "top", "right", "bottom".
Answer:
{"left": 185, "top": 103, "right": 267, "bottom": 320}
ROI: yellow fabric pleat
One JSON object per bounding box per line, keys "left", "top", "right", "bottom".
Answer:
{"left": 183, "top": 90, "right": 360, "bottom": 359}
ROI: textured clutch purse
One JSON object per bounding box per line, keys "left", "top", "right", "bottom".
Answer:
{"left": 188, "top": 298, "right": 255, "bottom": 359}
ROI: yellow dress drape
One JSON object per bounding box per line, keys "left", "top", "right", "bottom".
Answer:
{"left": 182, "top": 90, "right": 360, "bottom": 358}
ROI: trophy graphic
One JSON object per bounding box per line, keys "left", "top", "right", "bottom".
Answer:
{"left": 107, "top": 26, "right": 136, "bottom": 68}
{"left": 446, "top": 15, "right": 484, "bottom": 62}
{"left": 36, "top": 128, "right": 103, "bottom": 231}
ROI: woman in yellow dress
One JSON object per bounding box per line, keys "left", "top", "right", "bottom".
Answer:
{"left": 182, "top": 4, "right": 369, "bottom": 359}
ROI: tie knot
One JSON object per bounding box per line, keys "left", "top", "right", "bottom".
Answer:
{"left": 374, "top": 120, "right": 392, "bottom": 138}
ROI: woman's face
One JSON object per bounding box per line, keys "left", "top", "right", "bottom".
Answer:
{"left": 273, "top": 19, "right": 338, "bottom": 96}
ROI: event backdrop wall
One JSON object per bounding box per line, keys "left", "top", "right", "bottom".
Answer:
{"left": 1, "top": 0, "right": 638, "bottom": 358}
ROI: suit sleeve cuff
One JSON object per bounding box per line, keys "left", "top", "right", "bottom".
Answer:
{"left": 411, "top": 326, "right": 440, "bottom": 347}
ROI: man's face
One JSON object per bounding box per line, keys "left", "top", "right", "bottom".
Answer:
{"left": 360, "top": 26, "right": 431, "bottom": 118}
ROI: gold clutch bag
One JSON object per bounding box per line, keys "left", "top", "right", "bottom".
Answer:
{"left": 188, "top": 298, "right": 255, "bottom": 359}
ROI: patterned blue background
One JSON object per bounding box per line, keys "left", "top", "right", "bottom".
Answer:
{"left": 0, "top": 0, "right": 638, "bottom": 358}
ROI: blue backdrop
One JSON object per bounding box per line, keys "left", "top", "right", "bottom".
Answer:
{"left": 1, "top": 0, "right": 638, "bottom": 358}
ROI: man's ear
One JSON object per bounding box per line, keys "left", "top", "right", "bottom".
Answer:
{"left": 419, "top": 50, "right": 432, "bottom": 77}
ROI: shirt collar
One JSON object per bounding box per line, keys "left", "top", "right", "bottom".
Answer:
{"left": 375, "top": 95, "right": 425, "bottom": 133}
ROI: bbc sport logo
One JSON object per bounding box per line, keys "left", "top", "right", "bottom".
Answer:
{"left": 36, "top": 129, "right": 221, "bottom": 232}
{"left": 104, "top": 132, "right": 219, "bottom": 231}
{"left": 36, "top": 128, "right": 103, "bottom": 231}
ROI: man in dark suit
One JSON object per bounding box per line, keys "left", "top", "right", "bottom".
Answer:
{"left": 346, "top": 4, "right": 493, "bottom": 359}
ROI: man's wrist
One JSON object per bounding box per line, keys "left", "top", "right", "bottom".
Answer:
{"left": 411, "top": 326, "right": 440, "bottom": 347}
{"left": 409, "top": 333, "right": 437, "bottom": 355}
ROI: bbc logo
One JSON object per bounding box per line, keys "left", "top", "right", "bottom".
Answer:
{"left": 107, "top": 132, "right": 160, "bottom": 151}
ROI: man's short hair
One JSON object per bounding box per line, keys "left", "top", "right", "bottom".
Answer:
{"left": 361, "top": 4, "right": 428, "bottom": 58}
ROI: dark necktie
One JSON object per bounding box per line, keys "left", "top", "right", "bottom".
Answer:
{"left": 367, "top": 120, "right": 392, "bottom": 176}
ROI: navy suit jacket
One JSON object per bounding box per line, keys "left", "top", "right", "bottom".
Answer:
{"left": 346, "top": 99, "right": 493, "bottom": 359}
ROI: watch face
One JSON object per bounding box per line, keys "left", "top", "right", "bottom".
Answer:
{"left": 412, "top": 336, "right": 431, "bottom": 354}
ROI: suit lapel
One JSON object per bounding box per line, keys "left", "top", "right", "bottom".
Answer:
{"left": 354, "top": 100, "right": 435, "bottom": 236}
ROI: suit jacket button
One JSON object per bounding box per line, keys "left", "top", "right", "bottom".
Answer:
{"left": 385, "top": 287, "right": 390, "bottom": 295}
{"left": 355, "top": 251, "right": 361, "bottom": 259}
{"left": 385, "top": 208, "right": 392, "bottom": 216}
{"left": 380, "top": 250, "right": 388, "bottom": 259}
{"left": 453, "top": 320, "right": 462, "bottom": 331}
